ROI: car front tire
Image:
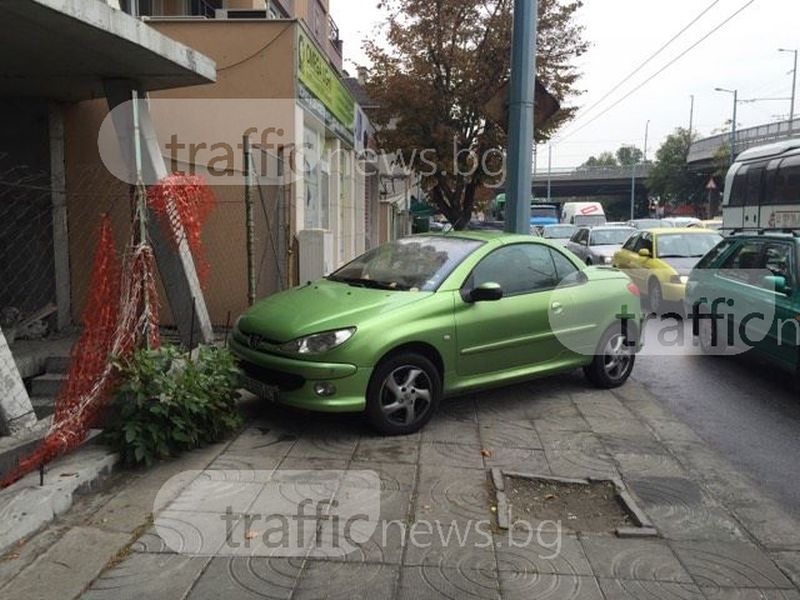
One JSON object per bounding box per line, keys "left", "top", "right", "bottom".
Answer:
{"left": 365, "top": 352, "right": 441, "bottom": 435}
{"left": 584, "top": 325, "right": 637, "bottom": 389}
{"left": 648, "top": 279, "right": 663, "bottom": 315}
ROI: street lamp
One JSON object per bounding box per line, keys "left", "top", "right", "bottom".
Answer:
{"left": 778, "top": 48, "right": 797, "bottom": 130}
{"left": 631, "top": 120, "right": 650, "bottom": 220}
{"left": 715, "top": 87, "right": 738, "bottom": 165}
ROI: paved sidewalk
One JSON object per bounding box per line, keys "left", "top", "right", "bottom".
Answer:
{"left": 2, "top": 374, "right": 800, "bottom": 599}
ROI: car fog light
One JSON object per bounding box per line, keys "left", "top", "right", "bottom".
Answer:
{"left": 314, "top": 382, "right": 337, "bottom": 397}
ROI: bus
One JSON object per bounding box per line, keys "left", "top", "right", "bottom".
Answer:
{"left": 530, "top": 204, "right": 560, "bottom": 229}
{"left": 722, "top": 138, "right": 800, "bottom": 230}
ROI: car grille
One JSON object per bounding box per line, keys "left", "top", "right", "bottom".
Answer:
{"left": 239, "top": 360, "right": 305, "bottom": 392}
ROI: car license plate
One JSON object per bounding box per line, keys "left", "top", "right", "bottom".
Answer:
{"left": 241, "top": 375, "right": 276, "bottom": 400}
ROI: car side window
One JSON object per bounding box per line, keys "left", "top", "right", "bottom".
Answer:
{"left": 719, "top": 241, "right": 765, "bottom": 285}
{"left": 622, "top": 234, "right": 639, "bottom": 252}
{"left": 634, "top": 233, "right": 653, "bottom": 254}
{"left": 470, "top": 244, "right": 558, "bottom": 296}
{"left": 763, "top": 243, "right": 795, "bottom": 290}
{"left": 550, "top": 248, "right": 580, "bottom": 283}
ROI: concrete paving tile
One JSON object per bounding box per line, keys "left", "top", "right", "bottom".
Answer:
{"left": 223, "top": 426, "right": 299, "bottom": 457}
{"left": 479, "top": 422, "right": 543, "bottom": 450}
{"left": 342, "top": 462, "right": 417, "bottom": 493}
{"left": 482, "top": 448, "right": 550, "bottom": 474}
{"left": 647, "top": 505, "right": 747, "bottom": 542}
{"left": 772, "top": 551, "right": 800, "bottom": 588}
{"left": 728, "top": 505, "right": 800, "bottom": 549}
{"left": 537, "top": 430, "right": 605, "bottom": 455}
{"left": 421, "top": 415, "right": 481, "bottom": 445}
{"left": 545, "top": 451, "right": 619, "bottom": 480}
{"left": 640, "top": 419, "right": 704, "bottom": 444}
{"left": 293, "top": 560, "right": 399, "bottom": 599}
{"left": 533, "top": 416, "right": 592, "bottom": 433}
{"left": 82, "top": 554, "right": 210, "bottom": 600}
{"left": 2, "top": 526, "right": 131, "bottom": 600}
{"left": 671, "top": 541, "right": 795, "bottom": 589}
{"left": 581, "top": 535, "right": 692, "bottom": 583}
{"left": 207, "top": 452, "right": 283, "bottom": 473}
{"left": 284, "top": 434, "right": 359, "bottom": 461}
{"left": 598, "top": 433, "right": 670, "bottom": 457}
{"left": 597, "top": 578, "right": 705, "bottom": 599}
{"left": 402, "top": 517, "right": 496, "bottom": 568}
{"left": 415, "top": 466, "right": 491, "bottom": 522}
{"left": 614, "top": 453, "right": 689, "bottom": 478}
{"left": 307, "top": 512, "right": 408, "bottom": 565}
{"left": 186, "top": 556, "right": 303, "bottom": 600}
{"left": 499, "top": 572, "right": 604, "bottom": 600}
{"left": 418, "top": 442, "right": 485, "bottom": 469}
{"left": 495, "top": 530, "right": 592, "bottom": 576}
{"left": 168, "top": 477, "right": 263, "bottom": 515}
{"left": 629, "top": 478, "right": 708, "bottom": 508}
{"left": 397, "top": 565, "right": 500, "bottom": 599}
{"left": 526, "top": 398, "right": 583, "bottom": 420}
{"left": 352, "top": 436, "right": 420, "bottom": 465}
{"left": 277, "top": 457, "right": 350, "bottom": 471}
{"left": 700, "top": 587, "right": 800, "bottom": 600}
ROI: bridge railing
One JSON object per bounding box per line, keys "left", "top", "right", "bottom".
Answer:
{"left": 687, "top": 118, "right": 800, "bottom": 163}
{"left": 534, "top": 164, "right": 651, "bottom": 181}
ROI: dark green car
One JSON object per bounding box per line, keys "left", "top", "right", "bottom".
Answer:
{"left": 232, "top": 232, "right": 642, "bottom": 434}
{"left": 685, "top": 231, "right": 800, "bottom": 376}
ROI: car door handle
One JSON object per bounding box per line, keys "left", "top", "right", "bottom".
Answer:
{"left": 551, "top": 302, "right": 564, "bottom": 315}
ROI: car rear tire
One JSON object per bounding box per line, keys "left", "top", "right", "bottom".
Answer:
{"left": 648, "top": 279, "right": 663, "bottom": 315}
{"left": 365, "top": 352, "right": 441, "bottom": 435}
{"left": 583, "top": 324, "right": 637, "bottom": 389}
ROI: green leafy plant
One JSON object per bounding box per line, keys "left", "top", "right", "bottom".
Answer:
{"left": 106, "top": 344, "right": 244, "bottom": 466}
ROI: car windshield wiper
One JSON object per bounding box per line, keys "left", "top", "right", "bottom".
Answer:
{"left": 327, "top": 276, "right": 408, "bottom": 291}
{"left": 659, "top": 254, "right": 691, "bottom": 258}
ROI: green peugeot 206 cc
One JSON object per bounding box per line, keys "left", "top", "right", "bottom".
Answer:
{"left": 231, "top": 231, "right": 643, "bottom": 435}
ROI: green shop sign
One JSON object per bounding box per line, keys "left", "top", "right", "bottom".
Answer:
{"left": 298, "top": 31, "right": 354, "bottom": 132}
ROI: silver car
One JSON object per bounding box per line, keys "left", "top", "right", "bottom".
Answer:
{"left": 566, "top": 226, "right": 636, "bottom": 265}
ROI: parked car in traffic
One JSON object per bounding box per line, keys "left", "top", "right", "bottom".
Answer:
{"left": 566, "top": 226, "right": 636, "bottom": 265}
{"left": 612, "top": 228, "right": 722, "bottom": 313}
{"left": 539, "top": 223, "right": 578, "bottom": 246}
{"left": 688, "top": 219, "right": 723, "bottom": 231}
{"left": 685, "top": 231, "right": 799, "bottom": 377}
{"left": 232, "top": 232, "right": 642, "bottom": 434}
{"left": 627, "top": 218, "right": 673, "bottom": 229}
{"left": 662, "top": 216, "right": 701, "bottom": 228}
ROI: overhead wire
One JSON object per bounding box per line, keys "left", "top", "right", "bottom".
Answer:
{"left": 556, "top": 0, "right": 757, "bottom": 144}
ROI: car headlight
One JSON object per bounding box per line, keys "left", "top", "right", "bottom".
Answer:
{"left": 279, "top": 328, "right": 356, "bottom": 355}
{"left": 669, "top": 275, "right": 689, "bottom": 285}
{"left": 603, "top": 256, "right": 613, "bottom": 265}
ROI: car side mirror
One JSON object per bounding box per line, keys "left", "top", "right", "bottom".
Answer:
{"left": 762, "top": 275, "right": 790, "bottom": 295}
{"left": 638, "top": 248, "right": 651, "bottom": 258}
{"left": 468, "top": 282, "right": 504, "bottom": 303}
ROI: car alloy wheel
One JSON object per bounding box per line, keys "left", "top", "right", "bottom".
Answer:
{"left": 366, "top": 352, "right": 441, "bottom": 435}
{"left": 584, "top": 325, "right": 636, "bottom": 389}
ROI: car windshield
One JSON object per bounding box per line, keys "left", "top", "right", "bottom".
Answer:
{"left": 327, "top": 236, "right": 482, "bottom": 292}
{"left": 656, "top": 233, "right": 723, "bottom": 258}
{"left": 590, "top": 228, "right": 635, "bottom": 246}
{"left": 543, "top": 225, "right": 577, "bottom": 239}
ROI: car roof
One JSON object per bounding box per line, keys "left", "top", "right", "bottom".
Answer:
{"left": 425, "top": 230, "right": 537, "bottom": 244}
{"left": 644, "top": 227, "right": 717, "bottom": 235}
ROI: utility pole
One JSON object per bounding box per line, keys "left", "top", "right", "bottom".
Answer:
{"left": 505, "top": 0, "right": 538, "bottom": 234}
{"left": 546, "top": 145, "right": 552, "bottom": 202}
{"left": 688, "top": 95, "right": 695, "bottom": 140}
{"left": 779, "top": 48, "right": 797, "bottom": 131}
{"left": 715, "top": 87, "right": 738, "bottom": 165}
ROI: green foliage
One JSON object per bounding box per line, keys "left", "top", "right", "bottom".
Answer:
{"left": 582, "top": 152, "right": 618, "bottom": 167}
{"left": 647, "top": 128, "right": 707, "bottom": 208}
{"left": 106, "top": 345, "right": 243, "bottom": 466}
{"left": 616, "top": 145, "right": 644, "bottom": 166}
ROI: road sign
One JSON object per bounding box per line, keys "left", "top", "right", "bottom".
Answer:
{"left": 706, "top": 177, "right": 717, "bottom": 191}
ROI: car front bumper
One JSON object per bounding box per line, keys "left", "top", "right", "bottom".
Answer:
{"left": 661, "top": 281, "right": 687, "bottom": 303}
{"left": 230, "top": 338, "right": 371, "bottom": 413}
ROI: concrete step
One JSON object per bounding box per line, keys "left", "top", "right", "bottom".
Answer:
{"left": 30, "top": 373, "right": 66, "bottom": 397}
{"left": 0, "top": 418, "right": 51, "bottom": 479}
{"left": 45, "top": 355, "right": 71, "bottom": 375}
{"left": 30, "top": 396, "right": 55, "bottom": 420}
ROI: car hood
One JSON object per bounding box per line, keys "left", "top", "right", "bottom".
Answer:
{"left": 236, "top": 279, "right": 431, "bottom": 342}
{"left": 660, "top": 257, "right": 701, "bottom": 276}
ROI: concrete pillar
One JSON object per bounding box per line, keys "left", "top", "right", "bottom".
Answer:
{"left": 0, "top": 327, "right": 37, "bottom": 436}
{"left": 103, "top": 80, "right": 213, "bottom": 347}
{"left": 49, "top": 103, "right": 71, "bottom": 331}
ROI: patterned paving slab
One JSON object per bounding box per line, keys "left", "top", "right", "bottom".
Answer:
{"left": 647, "top": 505, "right": 746, "bottom": 542}
{"left": 419, "top": 442, "right": 485, "bottom": 469}
{"left": 82, "top": 554, "right": 210, "bottom": 600}
{"left": 397, "top": 566, "right": 500, "bottom": 600}
{"left": 495, "top": 531, "right": 592, "bottom": 576}
{"left": 415, "top": 465, "right": 491, "bottom": 521}
{"left": 671, "top": 541, "right": 795, "bottom": 589}
{"left": 581, "top": 536, "right": 692, "bottom": 583}
{"left": 293, "top": 560, "right": 399, "bottom": 599}
{"left": 479, "top": 422, "right": 544, "bottom": 450}
{"left": 186, "top": 557, "right": 303, "bottom": 600}
{"left": 498, "top": 572, "right": 604, "bottom": 600}
{"left": 597, "top": 578, "right": 705, "bottom": 599}
{"left": 352, "top": 437, "right": 420, "bottom": 465}
{"left": 699, "top": 587, "right": 800, "bottom": 600}
{"left": 629, "top": 478, "right": 707, "bottom": 508}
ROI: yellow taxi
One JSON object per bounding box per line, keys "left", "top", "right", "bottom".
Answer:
{"left": 612, "top": 228, "right": 722, "bottom": 313}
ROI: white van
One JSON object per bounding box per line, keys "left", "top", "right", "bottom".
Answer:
{"left": 561, "top": 201, "right": 606, "bottom": 226}
{"left": 722, "top": 137, "right": 800, "bottom": 230}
